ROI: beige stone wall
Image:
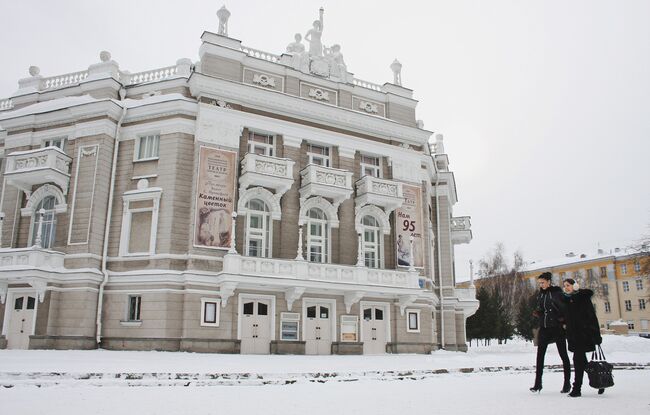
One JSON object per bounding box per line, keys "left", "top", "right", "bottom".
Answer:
{"left": 101, "top": 291, "right": 183, "bottom": 339}
{"left": 201, "top": 55, "right": 243, "bottom": 82}
{"left": 45, "top": 289, "right": 98, "bottom": 337}
{"left": 386, "top": 102, "right": 416, "bottom": 126}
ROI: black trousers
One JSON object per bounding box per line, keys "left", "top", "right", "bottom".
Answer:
{"left": 535, "top": 328, "right": 571, "bottom": 387}
{"left": 572, "top": 350, "right": 588, "bottom": 388}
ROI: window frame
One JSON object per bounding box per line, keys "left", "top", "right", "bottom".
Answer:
{"left": 361, "top": 215, "right": 383, "bottom": 269}
{"left": 119, "top": 189, "right": 162, "bottom": 257}
{"left": 280, "top": 312, "right": 300, "bottom": 341}
{"left": 604, "top": 301, "right": 611, "bottom": 313}
{"left": 134, "top": 134, "right": 161, "bottom": 162}
{"left": 306, "top": 143, "right": 330, "bottom": 167}
{"left": 247, "top": 131, "right": 275, "bottom": 157}
{"left": 126, "top": 295, "right": 142, "bottom": 322}
{"left": 27, "top": 195, "right": 58, "bottom": 248}
{"left": 639, "top": 299, "right": 646, "bottom": 311}
{"left": 42, "top": 136, "right": 66, "bottom": 150}
{"left": 200, "top": 298, "right": 221, "bottom": 327}
{"left": 621, "top": 264, "right": 628, "bottom": 275}
{"left": 306, "top": 208, "right": 330, "bottom": 263}
{"left": 244, "top": 199, "right": 272, "bottom": 258}
{"left": 625, "top": 299, "right": 632, "bottom": 311}
{"left": 360, "top": 154, "right": 381, "bottom": 178}
{"left": 406, "top": 309, "right": 421, "bottom": 333}
{"left": 636, "top": 279, "right": 643, "bottom": 290}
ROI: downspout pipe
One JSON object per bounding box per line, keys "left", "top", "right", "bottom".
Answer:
{"left": 435, "top": 172, "right": 444, "bottom": 350}
{"left": 95, "top": 89, "right": 127, "bottom": 345}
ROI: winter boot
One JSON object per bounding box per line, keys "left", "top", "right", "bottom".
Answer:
{"left": 568, "top": 385, "right": 581, "bottom": 397}
{"left": 561, "top": 381, "right": 571, "bottom": 393}
{"left": 530, "top": 378, "right": 542, "bottom": 393}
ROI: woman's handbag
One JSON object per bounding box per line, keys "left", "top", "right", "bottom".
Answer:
{"left": 585, "top": 344, "right": 614, "bottom": 389}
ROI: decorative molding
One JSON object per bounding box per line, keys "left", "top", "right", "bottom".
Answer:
{"left": 298, "top": 196, "right": 339, "bottom": 228}
{"left": 196, "top": 104, "right": 243, "bottom": 148}
{"left": 354, "top": 204, "right": 391, "bottom": 235}
{"left": 237, "top": 187, "right": 282, "bottom": 221}
{"left": 253, "top": 73, "right": 276, "bottom": 88}
{"left": 21, "top": 184, "right": 67, "bottom": 217}
{"left": 398, "top": 294, "right": 418, "bottom": 316}
{"left": 344, "top": 291, "right": 364, "bottom": 313}
{"left": 285, "top": 287, "right": 305, "bottom": 312}
{"left": 308, "top": 88, "right": 329, "bottom": 101}
{"left": 359, "top": 100, "right": 378, "bottom": 114}
{"left": 219, "top": 282, "right": 238, "bottom": 308}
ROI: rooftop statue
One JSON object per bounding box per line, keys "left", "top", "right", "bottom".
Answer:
{"left": 304, "top": 7, "right": 324, "bottom": 57}
{"left": 324, "top": 44, "right": 348, "bottom": 82}
{"left": 217, "top": 5, "right": 231, "bottom": 36}
{"left": 286, "top": 34, "right": 310, "bottom": 73}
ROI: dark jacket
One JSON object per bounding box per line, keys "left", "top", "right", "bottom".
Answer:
{"left": 533, "top": 286, "right": 566, "bottom": 329}
{"left": 562, "top": 289, "right": 602, "bottom": 353}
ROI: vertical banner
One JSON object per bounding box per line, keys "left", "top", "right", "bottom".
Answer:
{"left": 396, "top": 184, "right": 424, "bottom": 268}
{"left": 194, "top": 146, "right": 237, "bottom": 249}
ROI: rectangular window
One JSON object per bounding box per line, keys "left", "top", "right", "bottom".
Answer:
{"left": 641, "top": 320, "right": 649, "bottom": 331}
{"left": 280, "top": 312, "right": 300, "bottom": 341}
{"left": 621, "top": 264, "right": 628, "bottom": 275}
{"left": 360, "top": 154, "right": 381, "bottom": 178}
{"left": 200, "top": 298, "right": 220, "bottom": 327}
{"left": 136, "top": 134, "right": 160, "bottom": 160}
{"left": 586, "top": 268, "right": 594, "bottom": 279}
{"left": 340, "top": 315, "right": 358, "bottom": 342}
{"left": 120, "top": 193, "right": 161, "bottom": 256}
{"left": 604, "top": 302, "right": 611, "bottom": 313}
{"left": 602, "top": 283, "right": 609, "bottom": 296}
{"left": 627, "top": 321, "right": 635, "bottom": 330}
{"left": 636, "top": 279, "right": 643, "bottom": 290}
{"left": 623, "top": 281, "right": 629, "bottom": 292}
{"left": 625, "top": 300, "right": 632, "bottom": 311}
{"left": 127, "top": 295, "right": 142, "bottom": 321}
{"left": 559, "top": 271, "right": 566, "bottom": 279}
{"left": 307, "top": 143, "right": 330, "bottom": 167}
{"left": 634, "top": 262, "right": 641, "bottom": 273}
{"left": 248, "top": 131, "right": 274, "bottom": 156}
{"left": 43, "top": 137, "right": 65, "bottom": 150}
{"left": 640, "top": 299, "right": 646, "bottom": 310}
{"left": 599, "top": 266, "right": 607, "bottom": 277}
{"left": 406, "top": 310, "right": 420, "bottom": 333}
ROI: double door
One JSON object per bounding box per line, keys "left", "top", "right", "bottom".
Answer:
{"left": 305, "top": 303, "right": 332, "bottom": 355}
{"left": 240, "top": 299, "right": 271, "bottom": 354}
{"left": 7, "top": 294, "right": 36, "bottom": 349}
{"left": 362, "top": 305, "right": 387, "bottom": 354}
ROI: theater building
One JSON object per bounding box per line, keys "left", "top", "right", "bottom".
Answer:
{"left": 0, "top": 8, "right": 476, "bottom": 354}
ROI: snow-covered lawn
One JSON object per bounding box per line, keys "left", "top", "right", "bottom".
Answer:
{"left": 0, "top": 335, "right": 648, "bottom": 414}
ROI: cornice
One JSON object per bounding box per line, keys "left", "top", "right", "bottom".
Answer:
{"left": 189, "top": 72, "right": 431, "bottom": 147}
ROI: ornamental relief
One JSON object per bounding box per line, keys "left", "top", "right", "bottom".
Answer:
{"left": 14, "top": 155, "right": 48, "bottom": 170}
{"left": 254, "top": 160, "right": 287, "bottom": 176}
{"left": 308, "top": 88, "right": 329, "bottom": 101}
{"left": 371, "top": 181, "right": 398, "bottom": 196}
{"left": 252, "top": 73, "right": 276, "bottom": 88}
{"left": 315, "top": 171, "right": 346, "bottom": 187}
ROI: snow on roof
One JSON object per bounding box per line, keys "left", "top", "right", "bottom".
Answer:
{"left": 0, "top": 95, "right": 100, "bottom": 120}
{"left": 523, "top": 248, "right": 640, "bottom": 272}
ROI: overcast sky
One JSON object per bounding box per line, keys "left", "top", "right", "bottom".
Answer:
{"left": 1, "top": 0, "right": 648, "bottom": 281}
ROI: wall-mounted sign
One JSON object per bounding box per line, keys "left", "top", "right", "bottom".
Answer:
{"left": 395, "top": 184, "right": 424, "bottom": 268}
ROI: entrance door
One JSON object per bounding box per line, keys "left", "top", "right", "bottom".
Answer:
{"left": 362, "top": 305, "right": 387, "bottom": 354}
{"left": 305, "top": 303, "right": 332, "bottom": 355}
{"left": 240, "top": 299, "right": 271, "bottom": 354}
{"left": 7, "top": 294, "right": 37, "bottom": 349}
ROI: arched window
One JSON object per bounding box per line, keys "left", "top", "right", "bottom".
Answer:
{"left": 245, "top": 199, "right": 271, "bottom": 257}
{"left": 362, "top": 215, "right": 382, "bottom": 268}
{"left": 306, "top": 207, "right": 329, "bottom": 263}
{"left": 30, "top": 196, "right": 57, "bottom": 248}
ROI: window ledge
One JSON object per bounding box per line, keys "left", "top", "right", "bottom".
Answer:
{"left": 120, "top": 320, "right": 143, "bottom": 327}
{"left": 133, "top": 157, "right": 159, "bottom": 163}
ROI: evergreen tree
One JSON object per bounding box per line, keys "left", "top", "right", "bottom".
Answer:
{"left": 466, "top": 287, "right": 491, "bottom": 345}
{"left": 515, "top": 291, "right": 538, "bottom": 341}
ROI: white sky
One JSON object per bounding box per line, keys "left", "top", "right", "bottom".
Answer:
{"left": 1, "top": 0, "right": 648, "bottom": 281}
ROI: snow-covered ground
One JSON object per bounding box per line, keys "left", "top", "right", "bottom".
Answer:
{"left": 0, "top": 335, "right": 648, "bottom": 415}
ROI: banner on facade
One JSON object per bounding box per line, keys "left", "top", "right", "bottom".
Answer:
{"left": 194, "top": 146, "right": 237, "bottom": 250}
{"left": 395, "top": 184, "right": 424, "bottom": 268}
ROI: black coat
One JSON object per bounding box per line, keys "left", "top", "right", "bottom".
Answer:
{"left": 534, "top": 286, "right": 566, "bottom": 329}
{"left": 562, "top": 289, "right": 602, "bottom": 353}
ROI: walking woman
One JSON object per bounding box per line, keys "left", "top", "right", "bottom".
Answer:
{"left": 530, "top": 272, "right": 572, "bottom": 393}
{"left": 561, "top": 278, "right": 604, "bottom": 397}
